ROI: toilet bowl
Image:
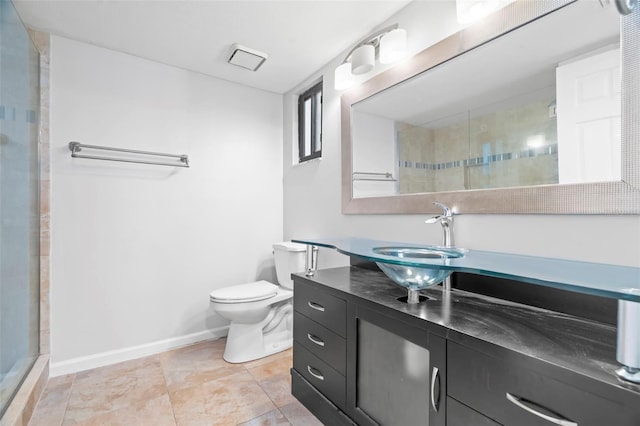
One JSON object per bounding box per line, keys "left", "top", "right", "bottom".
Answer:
{"left": 210, "top": 242, "right": 306, "bottom": 363}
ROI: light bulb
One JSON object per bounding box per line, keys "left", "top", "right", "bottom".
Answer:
{"left": 379, "top": 29, "right": 407, "bottom": 64}
{"left": 334, "top": 62, "right": 355, "bottom": 91}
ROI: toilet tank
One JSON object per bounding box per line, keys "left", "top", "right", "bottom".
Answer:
{"left": 272, "top": 242, "right": 307, "bottom": 290}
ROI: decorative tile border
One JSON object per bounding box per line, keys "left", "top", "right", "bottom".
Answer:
{"left": 400, "top": 144, "right": 558, "bottom": 170}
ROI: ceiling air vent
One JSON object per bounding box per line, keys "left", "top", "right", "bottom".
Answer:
{"left": 227, "top": 44, "right": 268, "bottom": 71}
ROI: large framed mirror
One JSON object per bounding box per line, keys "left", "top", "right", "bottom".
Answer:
{"left": 342, "top": 0, "right": 640, "bottom": 214}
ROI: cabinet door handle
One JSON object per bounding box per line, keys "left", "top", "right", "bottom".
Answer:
{"left": 307, "top": 333, "right": 325, "bottom": 347}
{"left": 430, "top": 366, "right": 440, "bottom": 412}
{"left": 506, "top": 393, "right": 578, "bottom": 426}
{"left": 307, "top": 365, "right": 325, "bottom": 381}
{"left": 307, "top": 301, "right": 325, "bottom": 312}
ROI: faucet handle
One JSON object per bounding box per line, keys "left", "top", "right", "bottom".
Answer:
{"left": 425, "top": 215, "right": 442, "bottom": 224}
{"left": 432, "top": 202, "right": 452, "bottom": 217}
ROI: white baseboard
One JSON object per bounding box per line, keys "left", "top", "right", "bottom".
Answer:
{"left": 49, "top": 327, "right": 228, "bottom": 377}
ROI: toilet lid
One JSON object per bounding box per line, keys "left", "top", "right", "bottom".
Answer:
{"left": 209, "top": 281, "right": 278, "bottom": 303}
{"left": 272, "top": 241, "right": 307, "bottom": 252}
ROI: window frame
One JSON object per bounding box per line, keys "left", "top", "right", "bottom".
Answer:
{"left": 297, "top": 81, "right": 323, "bottom": 163}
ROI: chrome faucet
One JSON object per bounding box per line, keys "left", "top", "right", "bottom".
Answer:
{"left": 425, "top": 202, "right": 454, "bottom": 248}
{"left": 426, "top": 202, "right": 455, "bottom": 292}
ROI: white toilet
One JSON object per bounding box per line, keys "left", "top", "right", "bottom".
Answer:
{"left": 209, "top": 241, "right": 307, "bottom": 363}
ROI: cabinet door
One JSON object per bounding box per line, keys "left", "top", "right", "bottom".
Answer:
{"left": 350, "top": 305, "right": 446, "bottom": 426}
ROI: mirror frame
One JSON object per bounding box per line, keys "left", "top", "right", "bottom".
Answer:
{"left": 342, "top": 0, "right": 640, "bottom": 214}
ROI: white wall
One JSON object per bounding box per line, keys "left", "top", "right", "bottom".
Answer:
{"left": 352, "top": 111, "right": 397, "bottom": 197}
{"left": 283, "top": 1, "right": 640, "bottom": 269}
{"left": 50, "top": 36, "right": 283, "bottom": 373}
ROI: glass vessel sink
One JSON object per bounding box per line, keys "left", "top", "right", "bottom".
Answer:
{"left": 372, "top": 246, "right": 465, "bottom": 260}
{"left": 371, "top": 246, "right": 466, "bottom": 303}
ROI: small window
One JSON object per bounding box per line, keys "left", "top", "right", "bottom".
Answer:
{"left": 298, "top": 81, "right": 323, "bottom": 163}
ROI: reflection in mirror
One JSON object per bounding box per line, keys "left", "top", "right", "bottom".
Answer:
{"left": 351, "top": 0, "right": 620, "bottom": 199}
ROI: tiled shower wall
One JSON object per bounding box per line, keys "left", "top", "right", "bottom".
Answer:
{"left": 397, "top": 97, "right": 559, "bottom": 194}
{"left": 396, "top": 122, "right": 435, "bottom": 193}
{"left": 30, "top": 29, "right": 50, "bottom": 358}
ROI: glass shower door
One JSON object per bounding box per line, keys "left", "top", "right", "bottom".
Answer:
{"left": 0, "top": 0, "right": 40, "bottom": 416}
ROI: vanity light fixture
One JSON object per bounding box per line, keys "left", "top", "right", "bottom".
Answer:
{"left": 334, "top": 24, "right": 407, "bottom": 91}
{"left": 456, "top": 0, "right": 515, "bottom": 24}
{"left": 379, "top": 28, "right": 408, "bottom": 64}
{"left": 351, "top": 44, "right": 375, "bottom": 75}
{"left": 334, "top": 63, "right": 356, "bottom": 91}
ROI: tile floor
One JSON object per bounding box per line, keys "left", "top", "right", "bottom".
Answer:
{"left": 28, "top": 339, "right": 322, "bottom": 426}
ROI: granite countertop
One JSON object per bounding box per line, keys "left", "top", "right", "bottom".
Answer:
{"left": 294, "top": 266, "right": 640, "bottom": 396}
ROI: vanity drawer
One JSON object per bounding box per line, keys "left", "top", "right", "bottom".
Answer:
{"left": 447, "top": 397, "right": 501, "bottom": 426}
{"left": 448, "top": 341, "right": 637, "bottom": 426}
{"left": 293, "top": 311, "right": 346, "bottom": 375}
{"left": 294, "top": 281, "right": 346, "bottom": 337}
{"left": 293, "top": 343, "right": 346, "bottom": 411}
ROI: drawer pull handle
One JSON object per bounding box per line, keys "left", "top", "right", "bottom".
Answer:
{"left": 430, "top": 366, "right": 440, "bottom": 412}
{"left": 307, "top": 333, "right": 325, "bottom": 347}
{"left": 506, "top": 393, "right": 577, "bottom": 426}
{"left": 307, "top": 365, "right": 325, "bottom": 381}
{"left": 307, "top": 301, "right": 325, "bottom": 312}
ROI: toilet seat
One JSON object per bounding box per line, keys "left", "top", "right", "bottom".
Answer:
{"left": 209, "top": 280, "right": 278, "bottom": 304}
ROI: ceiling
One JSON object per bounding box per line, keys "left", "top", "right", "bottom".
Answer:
{"left": 13, "top": 0, "right": 412, "bottom": 94}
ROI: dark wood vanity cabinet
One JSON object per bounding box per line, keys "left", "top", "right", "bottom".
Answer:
{"left": 293, "top": 278, "right": 446, "bottom": 425}
{"left": 291, "top": 268, "right": 640, "bottom": 426}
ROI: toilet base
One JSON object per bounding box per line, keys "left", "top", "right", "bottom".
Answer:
{"left": 223, "top": 304, "right": 293, "bottom": 363}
